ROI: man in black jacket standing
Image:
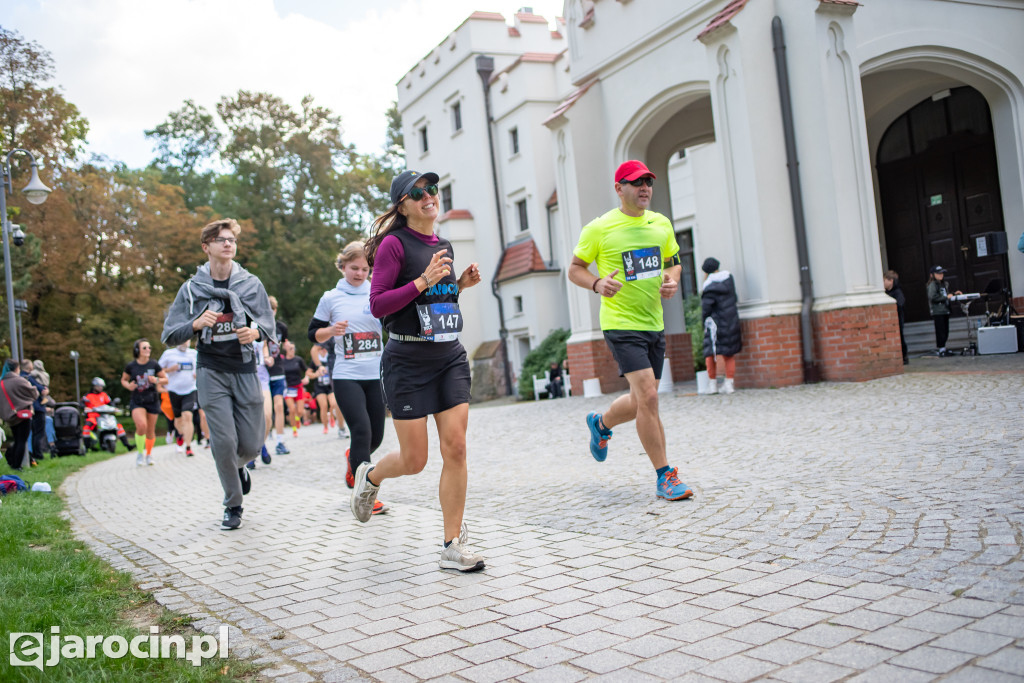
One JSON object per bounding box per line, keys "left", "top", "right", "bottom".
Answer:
{"left": 884, "top": 270, "right": 908, "bottom": 365}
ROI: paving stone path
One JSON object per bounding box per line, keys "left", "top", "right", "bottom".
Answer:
{"left": 64, "top": 359, "right": 1024, "bottom": 681}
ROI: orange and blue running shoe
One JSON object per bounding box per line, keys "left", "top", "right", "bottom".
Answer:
{"left": 586, "top": 412, "right": 612, "bottom": 462}
{"left": 656, "top": 467, "right": 693, "bottom": 500}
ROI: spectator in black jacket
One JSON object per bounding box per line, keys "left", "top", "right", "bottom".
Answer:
{"left": 884, "top": 270, "right": 908, "bottom": 365}
{"left": 701, "top": 257, "right": 742, "bottom": 394}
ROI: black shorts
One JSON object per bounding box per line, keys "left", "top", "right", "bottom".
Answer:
{"left": 129, "top": 393, "right": 161, "bottom": 415}
{"left": 168, "top": 390, "right": 198, "bottom": 417}
{"left": 381, "top": 339, "right": 471, "bottom": 420}
{"left": 312, "top": 381, "right": 333, "bottom": 396}
{"left": 603, "top": 330, "right": 666, "bottom": 379}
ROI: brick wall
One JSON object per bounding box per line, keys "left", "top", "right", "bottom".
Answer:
{"left": 665, "top": 332, "right": 695, "bottom": 383}
{"left": 572, "top": 304, "right": 904, "bottom": 392}
{"left": 735, "top": 315, "right": 805, "bottom": 389}
{"left": 566, "top": 332, "right": 694, "bottom": 395}
{"left": 566, "top": 338, "right": 628, "bottom": 395}
{"left": 812, "top": 304, "right": 903, "bottom": 382}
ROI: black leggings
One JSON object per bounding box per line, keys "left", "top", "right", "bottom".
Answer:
{"left": 933, "top": 314, "right": 950, "bottom": 349}
{"left": 333, "top": 379, "right": 386, "bottom": 474}
{"left": 5, "top": 420, "right": 31, "bottom": 469}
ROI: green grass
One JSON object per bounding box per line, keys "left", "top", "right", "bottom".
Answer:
{"left": 0, "top": 446, "right": 261, "bottom": 682}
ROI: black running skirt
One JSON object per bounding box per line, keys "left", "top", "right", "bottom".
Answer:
{"left": 381, "top": 338, "right": 471, "bottom": 420}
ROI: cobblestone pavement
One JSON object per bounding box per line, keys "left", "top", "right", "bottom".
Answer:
{"left": 64, "top": 359, "right": 1024, "bottom": 682}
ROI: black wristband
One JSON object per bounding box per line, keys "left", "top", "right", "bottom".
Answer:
{"left": 592, "top": 278, "right": 600, "bottom": 293}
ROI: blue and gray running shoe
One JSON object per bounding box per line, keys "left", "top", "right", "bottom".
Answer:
{"left": 261, "top": 445, "right": 272, "bottom": 465}
{"left": 586, "top": 412, "right": 613, "bottom": 462}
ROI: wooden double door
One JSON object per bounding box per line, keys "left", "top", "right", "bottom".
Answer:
{"left": 877, "top": 86, "right": 1007, "bottom": 323}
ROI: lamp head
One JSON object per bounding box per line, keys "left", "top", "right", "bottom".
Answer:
{"left": 22, "top": 164, "right": 51, "bottom": 205}
{"left": 10, "top": 224, "right": 25, "bottom": 247}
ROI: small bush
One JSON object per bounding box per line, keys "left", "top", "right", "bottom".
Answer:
{"left": 517, "top": 328, "right": 570, "bottom": 400}
{"left": 684, "top": 294, "right": 706, "bottom": 371}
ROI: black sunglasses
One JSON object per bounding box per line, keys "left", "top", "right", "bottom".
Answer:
{"left": 404, "top": 184, "right": 439, "bottom": 202}
{"left": 621, "top": 177, "right": 654, "bottom": 187}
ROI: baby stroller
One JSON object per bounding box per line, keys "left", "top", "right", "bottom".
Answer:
{"left": 52, "top": 402, "right": 86, "bottom": 456}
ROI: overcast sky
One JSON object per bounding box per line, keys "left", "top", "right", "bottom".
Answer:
{"left": 1, "top": 0, "right": 565, "bottom": 168}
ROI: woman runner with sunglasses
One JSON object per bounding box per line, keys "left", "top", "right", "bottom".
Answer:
{"left": 350, "top": 170, "right": 484, "bottom": 572}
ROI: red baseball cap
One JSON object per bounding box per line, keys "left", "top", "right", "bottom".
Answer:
{"left": 615, "top": 160, "right": 657, "bottom": 183}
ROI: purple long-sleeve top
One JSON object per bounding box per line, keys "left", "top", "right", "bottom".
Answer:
{"left": 369, "top": 227, "right": 441, "bottom": 318}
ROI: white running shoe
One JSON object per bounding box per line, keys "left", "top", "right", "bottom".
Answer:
{"left": 706, "top": 379, "right": 718, "bottom": 395}
{"left": 136, "top": 452, "right": 144, "bottom": 467}
{"left": 439, "top": 523, "right": 485, "bottom": 572}
{"left": 144, "top": 454, "right": 154, "bottom": 466}
{"left": 338, "top": 426, "right": 348, "bottom": 439}
{"left": 722, "top": 378, "right": 735, "bottom": 394}
{"left": 350, "top": 462, "right": 379, "bottom": 523}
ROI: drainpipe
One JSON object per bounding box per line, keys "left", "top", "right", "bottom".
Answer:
{"left": 475, "top": 55, "right": 515, "bottom": 396}
{"left": 772, "top": 16, "right": 820, "bottom": 383}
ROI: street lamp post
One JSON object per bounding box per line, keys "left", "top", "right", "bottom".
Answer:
{"left": 69, "top": 350, "right": 80, "bottom": 406}
{"left": 14, "top": 299, "right": 27, "bottom": 362}
{"left": 0, "top": 149, "right": 51, "bottom": 361}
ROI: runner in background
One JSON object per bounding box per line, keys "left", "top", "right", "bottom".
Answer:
{"left": 121, "top": 339, "right": 168, "bottom": 466}
{"left": 278, "top": 340, "right": 308, "bottom": 437}
{"left": 308, "top": 343, "right": 342, "bottom": 435}
{"left": 158, "top": 340, "right": 199, "bottom": 457}
{"left": 266, "top": 296, "right": 289, "bottom": 454}
{"left": 309, "top": 241, "right": 387, "bottom": 516}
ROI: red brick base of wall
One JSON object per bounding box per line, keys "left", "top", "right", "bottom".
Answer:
{"left": 734, "top": 304, "right": 904, "bottom": 388}
{"left": 566, "top": 332, "right": 694, "bottom": 396}
{"left": 570, "top": 304, "right": 903, "bottom": 393}
{"left": 812, "top": 304, "right": 904, "bottom": 382}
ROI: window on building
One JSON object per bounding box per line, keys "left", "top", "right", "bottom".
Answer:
{"left": 451, "top": 102, "right": 462, "bottom": 132}
{"left": 509, "top": 127, "right": 519, "bottom": 156}
{"left": 676, "top": 229, "right": 697, "bottom": 298}
{"left": 440, "top": 184, "right": 453, "bottom": 213}
{"left": 516, "top": 199, "right": 529, "bottom": 232}
{"left": 419, "top": 125, "right": 429, "bottom": 154}
{"left": 516, "top": 337, "right": 531, "bottom": 369}
{"left": 514, "top": 296, "right": 523, "bottom": 314}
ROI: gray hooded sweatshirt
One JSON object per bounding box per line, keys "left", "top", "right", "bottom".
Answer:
{"left": 161, "top": 261, "right": 277, "bottom": 366}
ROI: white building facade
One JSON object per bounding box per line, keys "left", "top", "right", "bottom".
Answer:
{"left": 398, "top": 0, "right": 1024, "bottom": 395}
{"left": 396, "top": 10, "right": 571, "bottom": 395}
{"left": 547, "top": 0, "right": 1024, "bottom": 391}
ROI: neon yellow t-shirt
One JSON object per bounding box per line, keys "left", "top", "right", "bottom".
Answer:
{"left": 574, "top": 208, "right": 680, "bottom": 331}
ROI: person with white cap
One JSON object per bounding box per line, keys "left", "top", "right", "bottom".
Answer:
{"left": 568, "top": 160, "right": 694, "bottom": 502}
{"left": 350, "top": 169, "right": 484, "bottom": 572}
{"left": 926, "top": 265, "right": 960, "bottom": 357}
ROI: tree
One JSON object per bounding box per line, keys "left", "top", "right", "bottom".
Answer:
{"left": 0, "top": 26, "right": 88, "bottom": 168}
{"left": 144, "top": 99, "right": 221, "bottom": 209}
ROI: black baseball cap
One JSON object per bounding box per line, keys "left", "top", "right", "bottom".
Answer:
{"left": 930, "top": 265, "right": 947, "bottom": 274}
{"left": 390, "top": 169, "right": 440, "bottom": 205}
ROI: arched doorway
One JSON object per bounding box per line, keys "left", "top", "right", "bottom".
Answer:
{"left": 876, "top": 86, "right": 1006, "bottom": 323}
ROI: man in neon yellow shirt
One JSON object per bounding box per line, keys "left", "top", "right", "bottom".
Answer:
{"left": 568, "top": 160, "right": 693, "bottom": 501}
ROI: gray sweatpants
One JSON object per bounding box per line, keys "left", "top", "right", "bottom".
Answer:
{"left": 197, "top": 368, "right": 265, "bottom": 508}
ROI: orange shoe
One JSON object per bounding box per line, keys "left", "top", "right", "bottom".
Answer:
{"left": 345, "top": 449, "right": 354, "bottom": 488}
{"left": 372, "top": 499, "right": 388, "bottom": 515}
{"left": 323, "top": 424, "right": 328, "bottom": 434}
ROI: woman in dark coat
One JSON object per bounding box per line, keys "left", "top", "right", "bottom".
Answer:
{"left": 701, "top": 257, "right": 742, "bottom": 394}
{"left": 1, "top": 359, "right": 39, "bottom": 470}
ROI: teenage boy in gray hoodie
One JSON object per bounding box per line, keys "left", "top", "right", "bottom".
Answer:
{"left": 162, "top": 218, "right": 276, "bottom": 530}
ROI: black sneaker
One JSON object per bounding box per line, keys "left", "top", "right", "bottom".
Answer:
{"left": 260, "top": 445, "right": 272, "bottom": 465}
{"left": 221, "top": 506, "right": 243, "bottom": 530}
{"left": 239, "top": 467, "right": 252, "bottom": 495}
